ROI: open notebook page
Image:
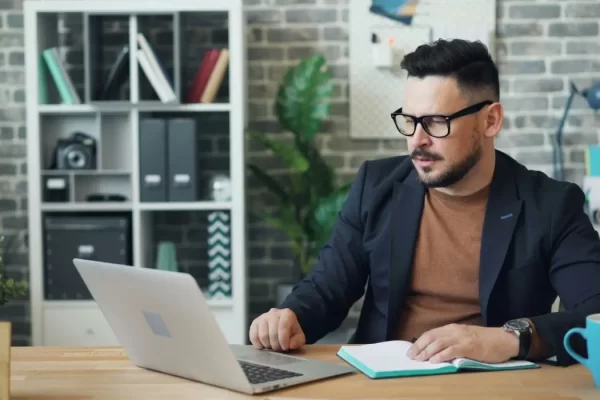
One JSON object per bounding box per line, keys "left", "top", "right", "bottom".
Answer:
{"left": 339, "top": 340, "right": 454, "bottom": 372}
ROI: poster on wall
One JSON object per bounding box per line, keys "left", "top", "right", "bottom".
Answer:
{"left": 349, "top": 0, "right": 496, "bottom": 139}
{"left": 369, "top": 0, "right": 420, "bottom": 25}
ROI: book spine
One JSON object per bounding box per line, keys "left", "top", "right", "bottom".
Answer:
{"left": 200, "top": 49, "right": 229, "bottom": 103}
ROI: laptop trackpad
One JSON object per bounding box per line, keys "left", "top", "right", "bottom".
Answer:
{"left": 238, "top": 349, "right": 304, "bottom": 366}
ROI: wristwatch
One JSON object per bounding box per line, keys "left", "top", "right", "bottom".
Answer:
{"left": 503, "top": 319, "right": 532, "bottom": 360}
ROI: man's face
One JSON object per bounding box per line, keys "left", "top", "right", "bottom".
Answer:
{"left": 401, "top": 76, "right": 485, "bottom": 188}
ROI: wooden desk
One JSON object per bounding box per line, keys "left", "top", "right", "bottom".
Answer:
{"left": 9, "top": 345, "right": 599, "bottom": 399}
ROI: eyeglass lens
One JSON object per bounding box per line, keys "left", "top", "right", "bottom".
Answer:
{"left": 395, "top": 115, "right": 449, "bottom": 137}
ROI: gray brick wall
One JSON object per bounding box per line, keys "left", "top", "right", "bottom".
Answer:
{"left": 1, "top": 0, "right": 599, "bottom": 345}
{"left": 0, "top": 0, "right": 30, "bottom": 346}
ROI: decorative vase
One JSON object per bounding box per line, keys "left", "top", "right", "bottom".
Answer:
{"left": 155, "top": 241, "right": 178, "bottom": 272}
{"left": 207, "top": 211, "right": 232, "bottom": 299}
{"left": 0, "top": 321, "right": 10, "bottom": 400}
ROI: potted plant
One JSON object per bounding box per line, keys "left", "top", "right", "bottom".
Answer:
{"left": 247, "top": 53, "right": 352, "bottom": 304}
{"left": 0, "top": 234, "right": 28, "bottom": 400}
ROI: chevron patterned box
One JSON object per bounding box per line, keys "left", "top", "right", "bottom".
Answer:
{"left": 207, "top": 211, "right": 232, "bottom": 299}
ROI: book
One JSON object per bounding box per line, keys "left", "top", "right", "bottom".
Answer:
{"left": 337, "top": 340, "right": 539, "bottom": 379}
{"left": 136, "top": 33, "right": 176, "bottom": 102}
{"left": 185, "top": 48, "right": 221, "bottom": 103}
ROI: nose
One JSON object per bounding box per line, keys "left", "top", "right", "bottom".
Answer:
{"left": 410, "top": 122, "right": 432, "bottom": 148}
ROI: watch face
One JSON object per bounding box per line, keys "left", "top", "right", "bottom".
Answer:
{"left": 506, "top": 319, "right": 530, "bottom": 331}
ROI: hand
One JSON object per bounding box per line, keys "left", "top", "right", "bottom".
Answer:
{"left": 249, "top": 308, "right": 306, "bottom": 352}
{"left": 406, "top": 324, "right": 519, "bottom": 364}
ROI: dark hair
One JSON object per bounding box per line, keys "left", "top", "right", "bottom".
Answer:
{"left": 400, "top": 39, "right": 500, "bottom": 101}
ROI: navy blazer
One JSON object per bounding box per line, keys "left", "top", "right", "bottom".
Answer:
{"left": 279, "top": 150, "right": 600, "bottom": 367}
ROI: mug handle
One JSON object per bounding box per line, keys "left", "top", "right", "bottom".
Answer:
{"left": 563, "top": 327, "right": 589, "bottom": 367}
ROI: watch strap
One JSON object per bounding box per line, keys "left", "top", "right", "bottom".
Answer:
{"left": 517, "top": 327, "right": 531, "bottom": 359}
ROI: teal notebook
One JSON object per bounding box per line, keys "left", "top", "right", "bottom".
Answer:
{"left": 337, "top": 340, "right": 539, "bottom": 379}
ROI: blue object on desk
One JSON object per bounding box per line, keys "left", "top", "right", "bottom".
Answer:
{"left": 564, "top": 313, "right": 600, "bottom": 388}
{"left": 553, "top": 81, "right": 600, "bottom": 181}
{"left": 586, "top": 146, "right": 600, "bottom": 177}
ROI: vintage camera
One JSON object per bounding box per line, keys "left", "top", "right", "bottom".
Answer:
{"left": 49, "top": 132, "right": 97, "bottom": 170}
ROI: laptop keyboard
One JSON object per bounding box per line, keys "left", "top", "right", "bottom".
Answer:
{"left": 238, "top": 360, "right": 303, "bottom": 384}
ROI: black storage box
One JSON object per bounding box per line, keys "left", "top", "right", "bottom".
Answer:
{"left": 43, "top": 214, "right": 132, "bottom": 300}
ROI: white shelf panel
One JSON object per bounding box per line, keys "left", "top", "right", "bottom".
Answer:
{"left": 37, "top": 103, "right": 231, "bottom": 114}
{"left": 138, "top": 201, "right": 232, "bottom": 211}
{"left": 41, "top": 203, "right": 133, "bottom": 212}
{"left": 26, "top": 0, "right": 239, "bottom": 13}
{"left": 136, "top": 102, "right": 231, "bottom": 113}
{"left": 42, "top": 169, "right": 131, "bottom": 176}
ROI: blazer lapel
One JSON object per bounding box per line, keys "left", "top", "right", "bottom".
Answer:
{"left": 386, "top": 171, "right": 425, "bottom": 339}
{"left": 479, "top": 153, "right": 523, "bottom": 325}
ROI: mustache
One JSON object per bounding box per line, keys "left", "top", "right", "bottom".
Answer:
{"left": 411, "top": 148, "right": 443, "bottom": 161}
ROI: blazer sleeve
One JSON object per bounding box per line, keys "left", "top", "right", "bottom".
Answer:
{"left": 278, "top": 161, "right": 370, "bottom": 344}
{"left": 529, "top": 182, "right": 600, "bottom": 366}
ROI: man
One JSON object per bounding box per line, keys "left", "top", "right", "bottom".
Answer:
{"left": 248, "top": 39, "right": 600, "bottom": 367}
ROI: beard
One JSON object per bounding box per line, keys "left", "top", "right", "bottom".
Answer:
{"left": 412, "top": 141, "right": 482, "bottom": 188}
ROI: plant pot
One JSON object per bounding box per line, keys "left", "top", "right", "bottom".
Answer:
{"left": 0, "top": 321, "right": 10, "bottom": 400}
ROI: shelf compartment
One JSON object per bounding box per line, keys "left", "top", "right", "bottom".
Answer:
{"left": 99, "top": 112, "right": 132, "bottom": 171}
{"left": 140, "top": 209, "right": 233, "bottom": 300}
{"left": 73, "top": 172, "right": 131, "bottom": 203}
{"left": 179, "top": 10, "right": 230, "bottom": 105}
{"left": 36, "top": 12, "right": 85, "bottom": 106}
{"left": 40, "top": 113, "right": 100, "bottom": 171}
{"left": 137, "top": 111, "right": 231, "bottom": 203}
{"left": 85, "top": 14, "right": 131, "bottom": 103}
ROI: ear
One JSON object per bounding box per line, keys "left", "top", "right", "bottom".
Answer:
{"left": 483, "top": 102, "right": 503, "bottom": 138}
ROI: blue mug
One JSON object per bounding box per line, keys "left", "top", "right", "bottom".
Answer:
{"left": 564, "top": 313, "right": 600, "bottom": 388}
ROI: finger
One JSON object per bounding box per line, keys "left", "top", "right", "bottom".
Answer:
{"left": 249, "top": 320, "right": 262, "bottom": 349}
{"left": 269, "top": 314, "right": 282, "bottom": 351}
{"left": 407, "top": 331, "right": 437, "bottom": 359}
{"left": 430, "top": 345, "right": 463, "bottom": 363}
{"left": 407, "top": 325, "right": 456, "bottom": 359}
{"left": 415, "top": 338, "right": 452, "bottom": 361}
{"left": 278, "top": 314, "right": 292, "bottom": 351}
{"left": 289, "top": 329, "right": 305, "bottom": 350}
{"left": 258, "top": 319, "right": 271, "bottom": 349}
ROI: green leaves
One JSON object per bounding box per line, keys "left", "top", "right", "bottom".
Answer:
{"left": 0, "top": 235, "right": 28, "bottom": 307}
{"left": 247, "top": 52, "right": 350, "bottom": 279}
{"left": 275, "top": 53, "right": 334, "bottom": 142}
{"left": 249, "top": 131, "right": 309, "bottom": 173}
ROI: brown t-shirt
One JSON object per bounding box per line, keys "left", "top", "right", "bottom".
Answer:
{"left": 395, "top": 184, "right": 551, "bottom": 360}
{"left": 395, "top": 185, "right": 489, "bottom": 342}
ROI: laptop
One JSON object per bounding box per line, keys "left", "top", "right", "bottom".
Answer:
{"left": 73, "top": 258, "right": 355, "bottom": 394}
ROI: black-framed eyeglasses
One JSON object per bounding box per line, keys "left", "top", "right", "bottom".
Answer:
{"left": 390, "top": 100, "right": 494, "bottom": 138}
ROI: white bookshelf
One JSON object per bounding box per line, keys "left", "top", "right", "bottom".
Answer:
{"left": 24, "top": 0, "right": 248, "bottom": 346}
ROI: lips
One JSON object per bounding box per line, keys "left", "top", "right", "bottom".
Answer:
{"left": 414, "top": 157, "right": 435, "bottom": 167}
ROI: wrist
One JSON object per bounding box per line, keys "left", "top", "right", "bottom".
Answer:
{"left": 503, "top": 319, "right": 532, "bottom": 359}
{"left": 501, "top": 328, "right": 520, "bottom": 359}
